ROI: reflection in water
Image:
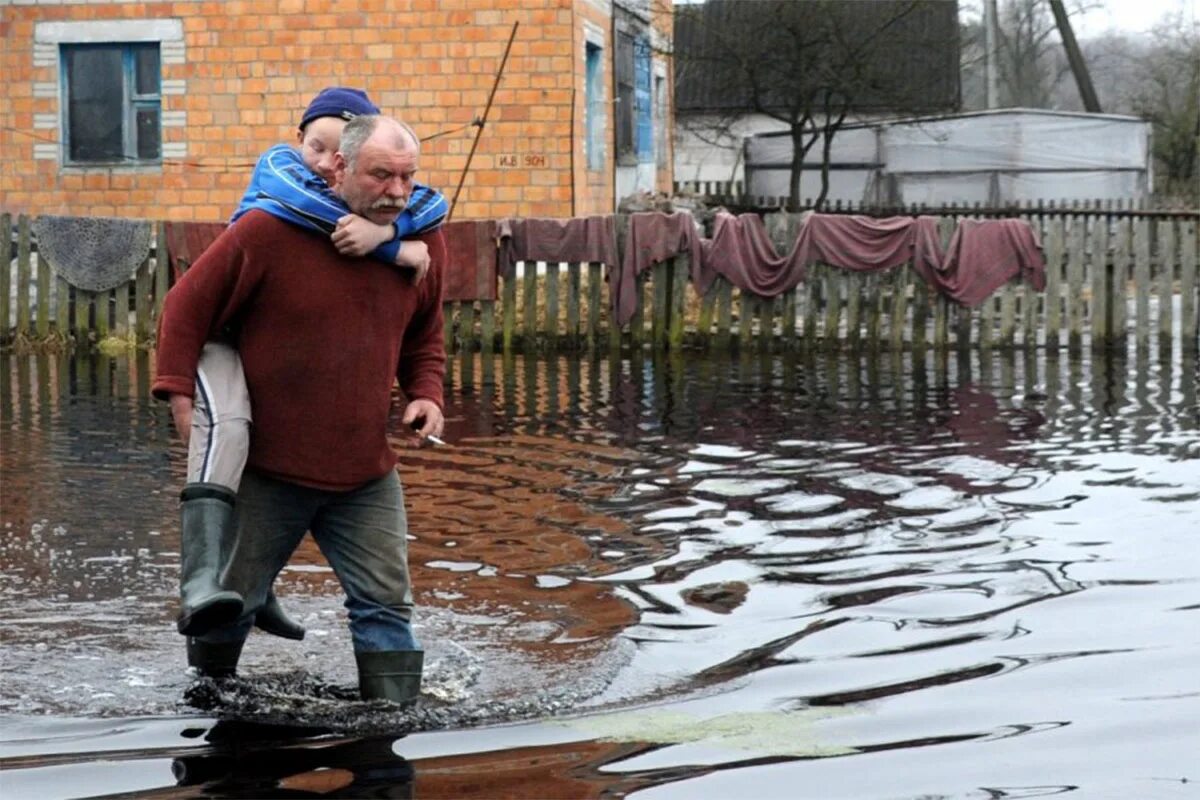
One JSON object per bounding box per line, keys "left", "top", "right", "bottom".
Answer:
{"left": 1, "top": 343, "right": 1198, "bottom": 799}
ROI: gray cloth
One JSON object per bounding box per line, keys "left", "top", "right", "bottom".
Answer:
{"left": 31, "top": 216, "right": 152, "bottom": 292}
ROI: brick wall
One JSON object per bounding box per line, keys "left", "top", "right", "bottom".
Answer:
{"left": 0, "top": 0, "right": 672, "bottom": 222}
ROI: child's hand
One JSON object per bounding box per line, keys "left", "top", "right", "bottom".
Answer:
{"left": 396, "top": 240, "right": 431, "bottom": 285}
{"left": 332, "top": 214, "right": 393, "bottom": 257}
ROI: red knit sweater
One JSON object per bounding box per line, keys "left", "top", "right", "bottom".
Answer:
{"left": 153, "top": 210, "right": 446, "bottom": 490}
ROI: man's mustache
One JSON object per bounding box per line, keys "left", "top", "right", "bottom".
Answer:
{"left": 370, "top": 197, "right": 407, "bottom": 212}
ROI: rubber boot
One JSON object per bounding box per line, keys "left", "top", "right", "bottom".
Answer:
{"left": 177, "top": 484, "right": 244, "bottom": 636}
{"left": 186, "top": 637, "right": 245, "bottom": 678}
{"left": 254, "top": 590, "right": 306, "bottom": 641}
{"left": 356, "top": 650, "right": 424, "bottom": 704}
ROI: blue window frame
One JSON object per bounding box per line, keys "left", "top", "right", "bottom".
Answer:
{"left": 585, "top": 42, "right": 604, "bottom": 171}
{"left": 61, "top": 42, "right": 161, "bottom": 165}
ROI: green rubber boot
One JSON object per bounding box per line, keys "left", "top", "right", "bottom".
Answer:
{"left": 254, "top": 590, "right": 306, "bottom": 640}
{"left": 356, "top": 650, "right": 424, "bottom": 704}
{"left": 186, "top": 637, "right": 245, "bottom": 678}
{"left": 177, "top": 484, "right": 244, "bottom": 636}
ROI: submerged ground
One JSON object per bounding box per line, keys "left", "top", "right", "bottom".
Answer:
{"left": 1, "top": 346, "right": 1197, "bottom": 799}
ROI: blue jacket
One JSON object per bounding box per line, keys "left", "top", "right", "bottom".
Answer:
{"left": 230, "top": 144, "right": 448, "bottom": 263}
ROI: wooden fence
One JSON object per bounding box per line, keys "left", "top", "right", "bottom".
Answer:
{"left": 4, "top": 208, "right": 1198, "bottom": 355}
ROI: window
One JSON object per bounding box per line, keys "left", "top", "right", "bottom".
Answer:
{"left": 585, "top": 42, "right": 604, "bottom": 170}
{"left": 654, "top": 73, "right": 668, "bottom": 169}
{"left": 615, "top": 31, "right": 635, "bottom": 162}
{"left": 62, "top": 43, "right": 161, "bottom": 165}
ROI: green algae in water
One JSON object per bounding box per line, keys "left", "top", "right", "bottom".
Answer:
{"left": 558, "top": 707, "right": 859, "bottom": 757}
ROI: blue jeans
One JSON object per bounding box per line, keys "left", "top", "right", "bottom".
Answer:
{"left": 200, "top": 468, "right": 419, "bottom": 652}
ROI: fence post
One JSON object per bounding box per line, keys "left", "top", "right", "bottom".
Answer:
{"left": 1133, "top": 217, "right": 1151, "bottom": 350}
{"left": 1, "top": 213, "right": 11, "bottom": 340}
{"left": 36, "top": 233, "right": 51, "bottom": 339}
{"left": 669, "top": 253, "right": 687, "bottom": 350}
{"left": 501, "top": 271, "right": 516, "bottom": 354}
{"left": 1180, "top": 218, "right": 1197, "bottom": 352}
{"left": 16, "top": 215, "right": 32, "bottom": 338}
{"left": 566, "top": 261, "right": 581, "bottom": 350}
{"left": 1156, "top": 219, "right": 1175, "bottom": 353}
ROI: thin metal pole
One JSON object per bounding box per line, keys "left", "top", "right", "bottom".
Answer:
{"left": 449, "top": 20, "right": 520, "bottom": 221}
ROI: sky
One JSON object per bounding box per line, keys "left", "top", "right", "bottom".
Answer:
{"left": 1070, "top": 0, "right": 1198, "bottom": 36}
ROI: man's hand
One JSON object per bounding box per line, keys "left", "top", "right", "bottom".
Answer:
{"left": 332, "top": 214, "right": 393, "bottom": 257}
{"left": 395, "top": 240, "right": 430, "bottom": 285}
{"left": 401, "top": 398, "right": 444, "bottom": 445}
{"left": 169, "top": 394, "right": 194, "bottom": 446}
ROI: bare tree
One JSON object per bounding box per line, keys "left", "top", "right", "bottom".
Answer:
{"left": 1096, "top": 15, "right": 1200, "bottom": 198}
{"left": 676, "top": 1, "right": 958, "bottom": 210}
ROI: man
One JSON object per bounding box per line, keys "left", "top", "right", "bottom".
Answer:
{"left": 154, "top": 115, "right": 445, "bottom": 704}
{"left": 173, "top": 88, "right": 447, "bottom": 645}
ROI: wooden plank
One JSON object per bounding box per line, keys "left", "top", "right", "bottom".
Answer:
{"left": 586, "top": 262, "right": 602, "bottom": 350}
{"left": 0, "top": 213, "right": 10, "bottom": 339}
{"left": 501, "top": 272, "right": 516, "bottom": 353}
{"left": 36, "top": 236, "right": 51, "bottom": 338}
{"left": 1111, "top": 217, "right": 1130, "bottom": 344}
{"left": 1133, "top": 218, "right": 1152, "bottom": 349}
{"left": 630, "top": 272, "right": 646, "bottom": 349}
{"left": 1088, "top": 215, "right": 1108, "bottom": 349}
{"left": 94, "top": 290, "right": 110, "bottom": 340}
{"left": 153, "top": 221, "right": 170, "bottom": 327}
{"left": 822, "top": 266, "right": 840, "bottom": 347}
{"left": 113, "top": 281, "right": 129, "bottom": 337}
{"left": 955, "top": 294, "right": 973, "bottom": 351}
{"left": 544, "top": 261, "right": 559, "bottom": 349}
{"left": 1180, "top": 219, "right": 1197, "bottom": 352}
{"left": 611, "top": 217, "right": 629, "bottom": 352}
{"left": 460, "top": 301, "right": 477, "bottom": 352}
{"left": 865, "top": 272, "right": 883, "bottom": 349}
{"left": 933, "top": 294, "right": 949, "bottom": 351}
{"left": 1156, "top": 219, "right": 1174, "bottom": 351}
{"left": 669, "top": 254, "right": 687, "bottom": 350}
{"left": 1021, "top": 269, "right": 1038, "bottom": 348}
{"left": 135, "top": 255, "right": 152, "bottom": 341}
{"left": 56, "top": 278, "right": 70, "bottom": 337}
{"left": 978, "top": 292, "right": 994, "bottom": 350}
{"left": 523, "top": 261, "right": 538, "bottom": 348}
{"left": 75, "top": 288, "right": 91, "bottom": 337}
{"left": 651, "top": 261, "right": 668, "bottom": 348}
{"left": 910, "top": 270, "right": 929, "bottom": 353}
{"left": 802, "top": 263, "right": 820, "bottom": 348}
{"left": 697, "top": 282, "right": 716, "bottom": 347}
{"left": 442, "top": 302, "right": 455, "bottom": 354}
{"left": 480, "top": 300, "right": 495, "bottom": 355}
{"left": 781, "top": 285, "right": 797, "bottom": 347}
{"left": 566, "top": 261, "right": 581, "bottom": 349}
{"left": 1044, "top": 215, "right": 1064, "bottom": 348}
{"left": 890, "top": 266, "right": 909, "bottom": 352}
{"left": 716, "top": 278, "right": 732, "bottom": 350}
{"left": 738, "top": 287, "right": 753, "bottom": 351}
{"left": 845, "top": 271, "right": 861, "bottom": 350}
{"left": 16, "top": 215, "right": 32, "bottom": 337}
{"left": 998, "top": 280, "right": 1016, "bottom": 346}
{"left": 1066, "top": 214, "right": 1086, "bottom": 350}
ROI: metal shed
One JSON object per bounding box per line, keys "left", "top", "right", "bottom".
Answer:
{"left": 744, "top": 108, "right": 1153, "bottom": 206}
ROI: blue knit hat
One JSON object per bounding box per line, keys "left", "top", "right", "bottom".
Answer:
{"left": 299, "top": 87, "right": 380, "bottom": 131}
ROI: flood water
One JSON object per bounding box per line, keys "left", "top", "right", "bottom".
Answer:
{"left": 1, "top": 344, "right": 1197, "bottom": 799}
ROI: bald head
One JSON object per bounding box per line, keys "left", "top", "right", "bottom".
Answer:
{"left": 338, "top": 115, "right": 419, "bottom": 170}
{"left": 333, "top": 114, "right": 421, "bottom": 226}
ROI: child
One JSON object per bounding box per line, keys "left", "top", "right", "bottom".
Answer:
{"left": 174, "top": 88, "right": 447, "bottom": 644}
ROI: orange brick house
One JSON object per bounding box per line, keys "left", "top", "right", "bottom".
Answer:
{"left": 0, "top": 0, "right": 675, "bottom": 222}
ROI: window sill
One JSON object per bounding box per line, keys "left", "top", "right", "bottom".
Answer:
{"left": 60, "top": 162, "right": 164, "bottom": 174}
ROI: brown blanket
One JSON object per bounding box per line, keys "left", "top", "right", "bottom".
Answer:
{"left": 496, "top": 216, "right": 617, "bottom": 280}
{"left": 443, "top": 219, "right": 497, "bottom": 302}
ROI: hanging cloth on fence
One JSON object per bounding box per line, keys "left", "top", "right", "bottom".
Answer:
{"left": 698, "top": 211, "right": 1043, "bottom": 308}
{"left": 163, "top": 222, "right": 228, "bottom": 280}
{"left": 613, "top": 212, "right": 703, "bottom": 325}
{"left": 920, "top": 218, "right": 1046, "bottom": 306}
{"left": 31, "top": 216, "right": 152, "bottom": 292}
{"left": 443, "top": 219, "right": 498, "bottom": 302}
{"left": 495, "top": 216, "right": 617, "bottom": 280}
{"left": 695, "top": 211, "right": 940, "bottom": 299}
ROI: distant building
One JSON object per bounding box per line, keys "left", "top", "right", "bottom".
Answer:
{"left": 673, "top": 0, "right": 959, "bottom": 187}
{"left": 0, "top": 0, "right": 675, "bottom": 221}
